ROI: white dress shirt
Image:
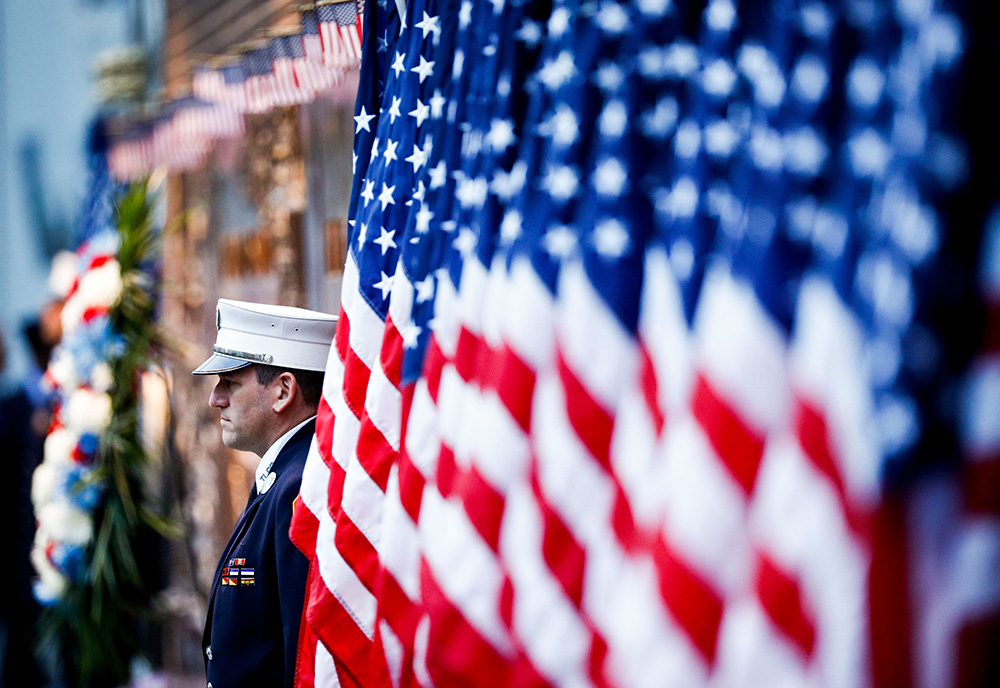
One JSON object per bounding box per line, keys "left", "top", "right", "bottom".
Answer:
{"left": 254, "top": 415, "right": 315, "bottom": 494}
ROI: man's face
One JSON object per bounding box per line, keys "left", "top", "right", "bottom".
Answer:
{"left": 209, "top": 365, "right": 275, "bottom": 456}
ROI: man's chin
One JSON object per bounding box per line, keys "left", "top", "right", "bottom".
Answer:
{"left": 220, "top": 430, "right": 239, "bottom": 450}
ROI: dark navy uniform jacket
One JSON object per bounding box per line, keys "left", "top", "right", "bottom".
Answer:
{"left": 203, "top": 419, "right": 314, "bottom": 688}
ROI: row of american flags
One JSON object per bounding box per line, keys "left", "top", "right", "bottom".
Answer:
{"left": 107, "top": 0, "right": 364, "bottom": 180}
{"left": 286, "top": 0, "right": 1000, "bottom": 686}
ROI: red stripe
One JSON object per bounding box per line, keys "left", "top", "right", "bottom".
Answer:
{"left": 499, "top": 574, "right": 514, "bottom": 631}
{"left": 653, "top": 535, "right": 723, "bottom": 665}
{"left": 589, "top": 634, "right": 612, "bottom": 688}
{"left": 869, "top": 495, "right": 914, "bottom": 688}
{"left": 355, "top": 408, "right": 395, "bottom": 491}
{"left": 963, "top": 457, "right": 1000, "bottom": 515}
{"left": 423, "top": 389, "right": 503, "bottom": 550}
{"left": 397, "top": 452, "right": 425, "bottom": 523}
{"left": 492, "top": 344, "right": 535, "bottom": 433}
{"left": 333, "top": 501, "right": 380, "bottom": 594}
{"left": 315, "top": 396, "right": 335, "bottom": 467}
{"left": 611, "top": 490, "right": 644, "bottom": 555}
{"left": 956, "top": 610, "right": 1000, "bottom": 687}
{"left": 375, "top": 566, "right": 420, "bottom": 656}
{"left": 327, "top": 453, "right": 347, "bottom": 515}
{"left": 453, "top": 327, "right": 480, "bottom": 387}
{"left": 557, "top": 352, "right": 614, "bottom": 473}
{"left": 450, "top": 327, "right": 534, "bottom": 432}
{"left": 457, "top": 467, "right": 505, "bottom": 553}
{"left": 342, "top": 345, "right": 372, "bottom": 421}
{"left": 754, "top": 551, "right": 817, "bottom": 659}
{"left": 294, "top": 561, "right": 320, "bottom": 688}
{"left": 420, "top": 561, "right": 552, "bottom": 688}
{"left": 437, "top": 443, "right": 457, "bottom": 498}
{"left": 306, "top": 570, "right": 388, "bottom": 688}
{"left": 794, "top": 396, "right": 870, "bottom": 538}
{"left": 529, "top": 469, "right": 614, "bottom": 686}
{"left": 290, "top": 492, "right": 320, "bottom": 566}
{"left": 692, "top": 373, "right": 766, "bottom": 496}
{"left": 381, "top": 314, "right": 404, "bottom": 387}
{"left": 532, "top": 470, "right": 585, "bottom": 608}
{"left": 982, "top": 302, "right": 1000, "bottom": 353}
{"left": 335, "top": 305, "right": 351, "bottom": 364}
{"left": 640, "top": 343, "right": 665, "bottom": 435}
{"left": 396, "top": 384, "right": 424, "bottom": 522}
{"left": 424, "top": 336, "right": 446, "bottom": 403}
{"left": 420, "top": 560, "right": 514, "bottom": 686}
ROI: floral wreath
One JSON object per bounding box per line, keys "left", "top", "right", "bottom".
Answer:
{"left": 30, "top": 181, "right": 169, "bottom": 688}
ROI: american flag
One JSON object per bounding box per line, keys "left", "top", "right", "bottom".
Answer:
{"left": 317, "top": 0, "right": 365, "bottom": 71}
{"left": 291, "top": 1, "right": 1000, "bottom": 687}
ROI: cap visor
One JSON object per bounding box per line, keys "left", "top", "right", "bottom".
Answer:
{"left": 192, "top": 352, "right": 253, "bottom": 375}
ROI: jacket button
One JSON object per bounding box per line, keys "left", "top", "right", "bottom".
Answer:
{"left": 206, "top": 646, "right": 214, "bottom": 661}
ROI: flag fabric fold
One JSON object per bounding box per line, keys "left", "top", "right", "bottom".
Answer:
{"left": 293, "top": 1, "right": 1000, "bottom": 687}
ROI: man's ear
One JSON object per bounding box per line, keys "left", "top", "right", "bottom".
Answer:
{"left": 272, "top": 371, "right": 298, "bottom": 413}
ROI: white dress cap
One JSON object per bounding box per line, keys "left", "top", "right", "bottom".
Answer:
{"left": 192, "top": 299, "right": 338, "bottom": 375}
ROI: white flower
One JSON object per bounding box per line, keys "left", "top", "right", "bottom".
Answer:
{"left": 44, "top": 427, "right": 78, "bottom": 466}
{"left": 30, "top": 538, "right": 68, "bottom": 602}
{"left": 49, "top": 251, "right": 80, "bottom": 299}
{"left": 31, "top": 462, "right": 60, "bottom": 507}
{"left": 38, "top": 501, "right": 94, "bottom": 545}
{"left": 64, "top": 388, "right": 112, "bottom": 434}
{"left": 47, "top": 349, "right": 80, "bottom": 391}
{"left": 60, "top": 296, "right": 86, "bottom": 335}
{"left": 90, "top": 361, "right": 114, "bottom": 393}
{"left": 78, "top": 260, "right": 123, "bottom": 310}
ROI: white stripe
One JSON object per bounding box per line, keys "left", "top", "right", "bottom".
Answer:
{"left": 660, "top": 413, "right": 754, "bottom": 595}
{"left": 419, "top": 488, "right": 514, "bottom": 654}
{"left": 380, "top": 619, "right": 404, "bottom": 688}
{"left": 791, "top": 276, "right": 880, "bottom": 501}
{"left": 501, "top": 483, "right": 592, "bottom": 688}
{"left": 641, "top": 247, "right": 694, "bottom": 414}
{"left": 602, "top": 556, "right": 710, "bottom": 688}
{"left": 342, "top": 253, "right": 388, "bottom": 366}
{"left": 364, "top": 359, "right": 402, "bottom": 451}
{"left": 714, "top": 600, "right": 811, "bottom": 688}
{"left": 314, "top": 643, "right": 343, "bottom": 688}
{"left": 379, "top": 465, "right": 421, "bottom": 599}
{"left": 300, "top": 440, "right": 377, "bottom": 638}
{"left": 557, "top": 260, "right": 638, "bottom": 412}
{"left": 340, "top": 449, "right": 387, "bottom": 549}
{"left": 472, "top": 390, "right": 531, "bottom": 493}
{"left": 533, "top": 373, "right": 616, "bottom": 545}
{"left": 695, "top": 264, "right": 789, "bottom": 433}
{"left": 503, "top": 256, "right": 556, "bottom": 372}
{"left": 316, "top": 504, "right": 377, "bottom": 638}
{"left": 609, "top": 383, "right": 663, "bottom": 530}
{"left": 404, "top": 379, "right": 441, "bottom": 479}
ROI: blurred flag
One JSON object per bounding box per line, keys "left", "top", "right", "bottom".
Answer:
{"left": 293, "top": 1, "right": 1000, "bottom": 687}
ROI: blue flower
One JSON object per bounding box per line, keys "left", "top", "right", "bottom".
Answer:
{"left": 52, "top": 543, "right": 88, "bottom": 582}
{"left": 63, "top": 466, "right": 104, "bottom": 510}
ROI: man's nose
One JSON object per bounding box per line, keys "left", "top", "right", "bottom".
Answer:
{"left": 209, "top": 383, "right": 227, "bottom": 408}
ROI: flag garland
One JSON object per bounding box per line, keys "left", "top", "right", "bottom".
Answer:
{"left": 107, "top": 1, "right": 364, "bottom": 181}
{"left": 289, "top": 0, "right": 999, "bottom": 686}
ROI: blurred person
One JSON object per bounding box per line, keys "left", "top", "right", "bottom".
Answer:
{"left": 192, "top": 299, "right": 336, "bottom": 688}
{"left": 0, "top": 325, "right": 44, "bottom": 688}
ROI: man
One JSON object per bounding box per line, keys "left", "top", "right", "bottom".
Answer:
{"left": 193, "top": 298, "right": 336, "bottom": 688}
